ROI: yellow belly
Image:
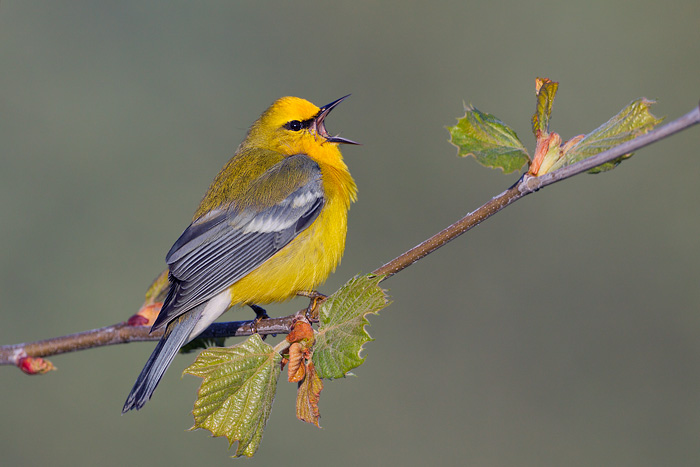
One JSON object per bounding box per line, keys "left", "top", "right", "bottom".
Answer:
{"left": 227, "top": 195, "right": 348, "bottom": 306}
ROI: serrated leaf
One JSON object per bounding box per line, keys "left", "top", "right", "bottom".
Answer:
{"left": 532, "top": 78, "right": 559, "bottom": 135}
{"left": 547, "top": 98, "right": 662, "bottom": 174}
{"left": 448, "top": 105, "right": 530, "bottom": 174}
{"left": 296, "top": 361, "right": 323, "bottom": 427}
{"left": 313, "top": 274, "right": 390, "bottom": 379}
{"left": 184, "top": 335, "right": 282, "bottom": 458}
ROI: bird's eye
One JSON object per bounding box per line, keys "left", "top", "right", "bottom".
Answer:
{"left": 285, "top": 120, "right": 302, "bottom": 131}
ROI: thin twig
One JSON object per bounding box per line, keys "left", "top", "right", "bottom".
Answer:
{"left": 372, "top": 103, "right": 700, "bottom": 278}
{"left": 0, "top": 317, "right": 295, "bottom": 365}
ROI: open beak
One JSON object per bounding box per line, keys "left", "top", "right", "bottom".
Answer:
{"left": 313, "top": 94, "right": 361, "bottom": 145}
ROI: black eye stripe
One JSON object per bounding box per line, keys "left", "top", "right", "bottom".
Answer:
{"left": 285, "top": 120, "right": 302, "bottom": 131}
{"left": 283, "top": 119, "right": 313, "bottom": 131}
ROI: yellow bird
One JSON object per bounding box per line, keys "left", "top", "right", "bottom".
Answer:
{"left": 123, "top": 95, "right": 358, "bottom": 412}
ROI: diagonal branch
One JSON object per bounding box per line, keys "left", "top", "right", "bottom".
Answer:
{"left": 2, "top": 102, "right": 699, "bottom": 368}
{"left": 372, "top": 103, "right": 700, "bottom": 278}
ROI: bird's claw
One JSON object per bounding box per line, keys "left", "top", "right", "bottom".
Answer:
{"left": 249, "top": 304, "right": 270, "bottom": 339}
{"left": 296, "top": 290, "right": 327, "bottom": 322}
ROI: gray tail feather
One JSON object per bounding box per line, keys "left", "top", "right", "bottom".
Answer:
{"left": 122, "top": 305, "right": 204, "bottom": 413}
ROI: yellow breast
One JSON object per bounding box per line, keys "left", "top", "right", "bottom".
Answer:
{"left": 228, "top": 161, "right": 356, "bottom": 305}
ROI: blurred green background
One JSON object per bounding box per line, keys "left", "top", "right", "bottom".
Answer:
{"left": 1, "top": 1, "right": 699, "bottom": 465}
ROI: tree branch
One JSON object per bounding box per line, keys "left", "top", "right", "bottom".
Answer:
{"left": 2, "top": 102, "right": 699, "bottom": 369}
{"left": 372, "top": 103, "right": 700, "bottom": 278}
{"left": 0, "top": 315, "right": 295, "bottom": 366}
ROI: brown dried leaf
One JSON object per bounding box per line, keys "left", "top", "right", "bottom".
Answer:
{"left": 296, "top": 361, "right": 323, "bottom": 427}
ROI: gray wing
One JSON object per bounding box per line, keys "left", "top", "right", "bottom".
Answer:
{"left": 151, "top": 154, "right": 324, "bottom": 331}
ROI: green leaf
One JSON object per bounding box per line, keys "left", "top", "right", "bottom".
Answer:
{"left": 448, "top": 105, "right": 530, "bottom": 174}
{"left": 313, "top": 275, "right": 390, "bottom": 379}
{"left": 183, "top": 335, "right": 282, "bottom": 458}
{"left": 548, "top": 98, "right": 663, "bottom": 174}
{"left": 531, "top": 78, "right": 559, "bottom": 135}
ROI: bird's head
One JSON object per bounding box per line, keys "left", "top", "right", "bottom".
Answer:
{"left": 245, "top": 95, "right": 359, "bottom": 154}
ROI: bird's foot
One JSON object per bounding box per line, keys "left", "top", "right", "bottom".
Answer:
{"left": 296, "top": 290, "right": 327, "bottom": 322}
{"left": 249, "top": 304, "right": 270, "bottom": 338}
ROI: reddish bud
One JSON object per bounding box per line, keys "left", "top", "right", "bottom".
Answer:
{"left": 127, "top": 314, "right": 149, "bottom": 326}
{"left": 127, "top": 302, "right": 163, "bottom": 327}
{"left": 18, "top": 356, "right": 56, "bottom": 375}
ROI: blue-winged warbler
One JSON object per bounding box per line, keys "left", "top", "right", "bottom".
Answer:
{"left": 123, "top": 95, "right": 358, "bottom": 412}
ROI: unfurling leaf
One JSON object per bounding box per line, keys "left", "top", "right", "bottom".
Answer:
{"left": 313, "top": 274, "right": 390, "bottom": 379}
{"left": 127, "top": 269, "right": 168, "bottom": 326}
{"left": 529, "top": 78, "right": 563, "bottom": 175}
{"left": 144, "top": 269, "right": 170, "bottom": 305}
{"left": 184, "top": 335, "right": 282, "bottom": 458}
{"left": 548, "top": 98, "right": 662, "bottom": 174}
{"left": 287, "top": 342, "right": 306, "bottom": 383}
{"left": 448, "top": 106, "right": 530, "bottom": 174}
{"left": 296, "top": 361, "right": 323, "bottom": 427}
{"left": 284, "top": 320, "right": 321, "bottom": 423}
{"left": 532, "top": 78, "right": 559, "bottom": 136}
{"left": 530, "top": 132, "right": 562, "bottom": 176}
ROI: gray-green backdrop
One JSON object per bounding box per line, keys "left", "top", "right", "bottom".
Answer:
{"left": 2, "top": 1, "right": 699, "bottom": 466}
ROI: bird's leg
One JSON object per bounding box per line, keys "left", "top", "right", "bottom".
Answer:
{"left": 249, "top": 304, "right": 270, "bottom": 337}
{"left": 296, "top": 290, "right": 327, "bottom": 322}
